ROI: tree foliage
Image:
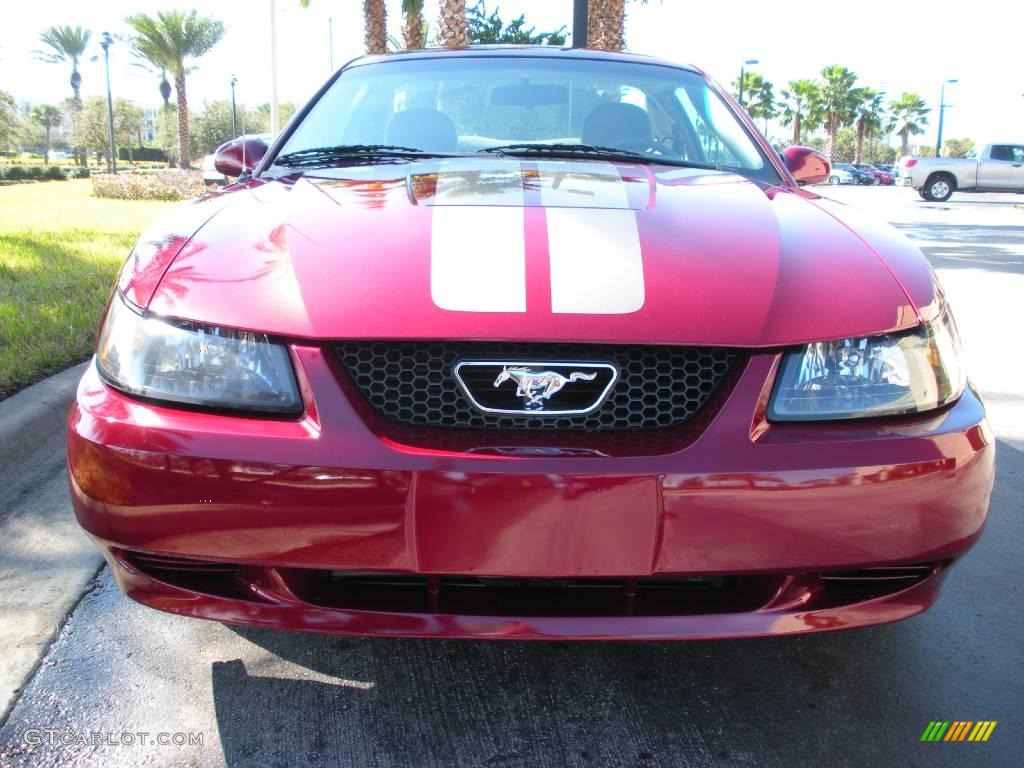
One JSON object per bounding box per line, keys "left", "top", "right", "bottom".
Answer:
{"left": 942, "top": 138, "right": 975, "bottom": 158}
{"left": 0, "top": 90, "right": 19, "bottom": 149}
{"left": 468, "top": 1, "right": 566, "bottom": 45}
{"left": 74, "top": 96, "right": 146, "bottom": 161}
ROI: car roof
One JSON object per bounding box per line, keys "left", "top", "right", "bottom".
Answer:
{"left": 345, "top": 45, "right": 702, "bottom": 75}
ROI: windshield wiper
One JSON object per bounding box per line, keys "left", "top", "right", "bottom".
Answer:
{"left": 273, "top": 144, "right": 452, "bottom": 169}
{"left": 478, "top": 143, "right": 721, "bottom": 170}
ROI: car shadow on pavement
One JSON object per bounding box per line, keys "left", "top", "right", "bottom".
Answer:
{"left": 211, "top": 609, "right": 980, "bottom": 767}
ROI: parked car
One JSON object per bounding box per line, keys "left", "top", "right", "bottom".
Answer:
{"left": 68, "top": 46, "right": 991, "bottom": 641}
{"left": 826, "top": 164, "right": 857, "bottom": 185}
{"left": 909, "top": 142, "right": 1024, "bottom": 201}
{"left": 852, "top": 163, "right": 894, "bottom": 185}
{"left": 834, "top": 163, "right": 876, "bottom": 185}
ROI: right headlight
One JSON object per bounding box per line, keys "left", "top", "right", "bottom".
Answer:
{"left": 768, "top": 304, "right": 965, "bottom": 421}
{"left": 96, "top": 293, "right": 302, "bottom": 415}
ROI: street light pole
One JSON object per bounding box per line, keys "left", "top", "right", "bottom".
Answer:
{"left": 572, "top": 0, "right": 588, "bottom": 48}
{"left": 328, "top": 17, "right": 334, "bottom": 70}
{"left": 935, "top": 78, "right": 958, "bottom": 157}
{"left": 230, "top": 75, "right": 238, "bottom": 138}
{"left": 100, "top": 32, "right": 116, "bottom": 174}
{"left": 738, "top": 58, "right": 758, "bottom": 108}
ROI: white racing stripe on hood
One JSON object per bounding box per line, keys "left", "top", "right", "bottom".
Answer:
{"left": 547, "top": 207, "right": 645, "bottom": 314}
{"left": 431, "top": 205, "right": 526, "bottom": 312}
{"left": 429, "top": 159, "right": 643, "bottom": 314}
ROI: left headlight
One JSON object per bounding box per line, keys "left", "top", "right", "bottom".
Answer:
{"left": 96, "top": 293, "right": 302, "bottom": 414}
{"left": 769, "top": 304, "right": 965, "bottom": 421}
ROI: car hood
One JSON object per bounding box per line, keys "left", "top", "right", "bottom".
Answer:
{"left": 137, "top": 159, "right": 928, "bottom": 347}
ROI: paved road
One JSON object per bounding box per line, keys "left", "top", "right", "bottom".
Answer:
{"left": 0, "top": 186, "right": 1021, "bottom": 768}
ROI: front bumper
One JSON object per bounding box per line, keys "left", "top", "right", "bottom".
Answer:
{"left": 68, "top": 348, "right": 995, "bottom": 639}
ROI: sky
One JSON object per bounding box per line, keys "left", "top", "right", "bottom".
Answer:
{"left": 2, "top": 0, "right": 1022, "bottom": 147}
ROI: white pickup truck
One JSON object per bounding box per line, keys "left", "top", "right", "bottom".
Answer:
{"left": 906, "top": 142, "right": 1024, "bottom": 201}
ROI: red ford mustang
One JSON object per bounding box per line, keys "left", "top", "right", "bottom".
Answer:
{"left": 67, "top": 47, "right": 994, "bottom": 640}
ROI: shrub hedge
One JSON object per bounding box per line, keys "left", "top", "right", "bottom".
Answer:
{"left": 0, "top": 165, "right": 71, "bottom": 182}
{"left": 117, "top": 146, "right": 168, "bottom": 162}
{"left": 91, "top": 170, "right": 206, "bottom": 201}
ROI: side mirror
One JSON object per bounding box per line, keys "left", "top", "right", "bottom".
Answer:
{"left": 213, "top": 136, "right": 269, "bottom": 178}
{"left": 782, "top": 146, "right": 830, "bottom": 186}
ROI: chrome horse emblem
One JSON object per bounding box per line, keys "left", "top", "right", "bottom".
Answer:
{"left": 493, "top": 366, "right": 598, "bottom": 411}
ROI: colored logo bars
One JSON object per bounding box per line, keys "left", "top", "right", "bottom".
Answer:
{"left": 921, "top": 721, "right": 997, "bottom": 742}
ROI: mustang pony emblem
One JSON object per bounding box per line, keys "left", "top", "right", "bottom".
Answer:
{"left": 493, "top": 366, "right": 598, "bottom": 411}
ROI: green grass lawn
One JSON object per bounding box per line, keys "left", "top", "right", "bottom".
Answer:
{"left": 0, "top": 181, "right": 177, "bottom": 398}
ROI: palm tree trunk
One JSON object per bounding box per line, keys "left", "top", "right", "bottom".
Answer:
{"left": 899, "top": 129, "right": 910, "bottom": 158}
{"left": 438, "top": 0, "right": 467, "bottom": 48}
{"left": 174, "top": 72, "right": 191, "bottom": 169}
{"left": 826, "top": 119, "right": 837, "bottom": 160}
{"left": 363, "top": 0, "right": 388, "bottom": 54}
{"left": 71, "top": 67, "right": 84, "bottom": 166}
{"left": 402, "top": 3, "right": 425, "bottom": 49}
{"left": 44, "top": 127, "right": 51, "bottom": 164}
{"left": 792, "top": 114, "right": 800, "bottom": 145}
{"left": 70, "top": 67, "right": 82, "bottom": 110}
{"left": 588, "top": 0, "right": 606, "bottom": 48}
{"left": 604, "top": 0, "right": 625, "bottom": 51}
{"left": 854, "top": 124, "right": 864, "bottom": 163}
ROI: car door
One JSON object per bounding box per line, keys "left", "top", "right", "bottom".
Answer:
{"left": 978, "top": 145, "right": 1024, "bottom": 189}
{"left": 1005, "top": 145, "right": 1024, "bottom": 190}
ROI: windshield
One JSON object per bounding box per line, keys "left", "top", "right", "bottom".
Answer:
{"left": 271, "top": 55, "right": 779, "bottom": 182}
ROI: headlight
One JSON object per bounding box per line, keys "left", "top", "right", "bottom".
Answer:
{"left": 96, "top": 294, "right": 302, "bottom": 414}
{"left": 769, "top": 305, "right": 965, "bottom": 421}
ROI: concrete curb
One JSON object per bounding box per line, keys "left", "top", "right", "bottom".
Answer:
{"left": 0, "top": 361, "right": 89, "bottom": 471}
{"left": 0, "top": 360, "right": 102, "bottom": 724}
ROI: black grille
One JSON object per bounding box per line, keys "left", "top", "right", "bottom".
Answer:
{"left": 336, "top": 342, "right": 737, "bottom": 431}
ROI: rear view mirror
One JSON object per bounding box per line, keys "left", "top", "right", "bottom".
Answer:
{"left": 214, "top": 136, "right": 270, "bottom": 177}
{"left": 782, "top": 146, "right": 830, "bottom": 186}
{"left": 491, "top": 84, "right": 569, "bottom": 107}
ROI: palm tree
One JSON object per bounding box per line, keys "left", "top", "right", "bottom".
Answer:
{"left": 402, "top": 0, "right": 426, "bottom": 49}
{"left": 36, "top": 26, "right": 91, "bottom": 108}
{"left": 438, "top": 0, "right": 468, "bottom": 48}
{"left": 779, "top": 79, "right": 821, "bottom": 145}
{"left": 853, "top": 88, "right": 885, "bottom": 164}
{"left": 124, "top": 10, "right": 224, "bottom": 169}
{"left": 887, "top": 92, "right": 930, "bottom": 158}
{"left": 818, "top": 65, "right": 860, "bottom": 159}
{"left": 30, "top": 104, "right": 63, "bottom": 164}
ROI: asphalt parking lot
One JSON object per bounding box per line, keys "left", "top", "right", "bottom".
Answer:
{"left": 0, "top": 185, "right": 1021, "bottom": 768}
